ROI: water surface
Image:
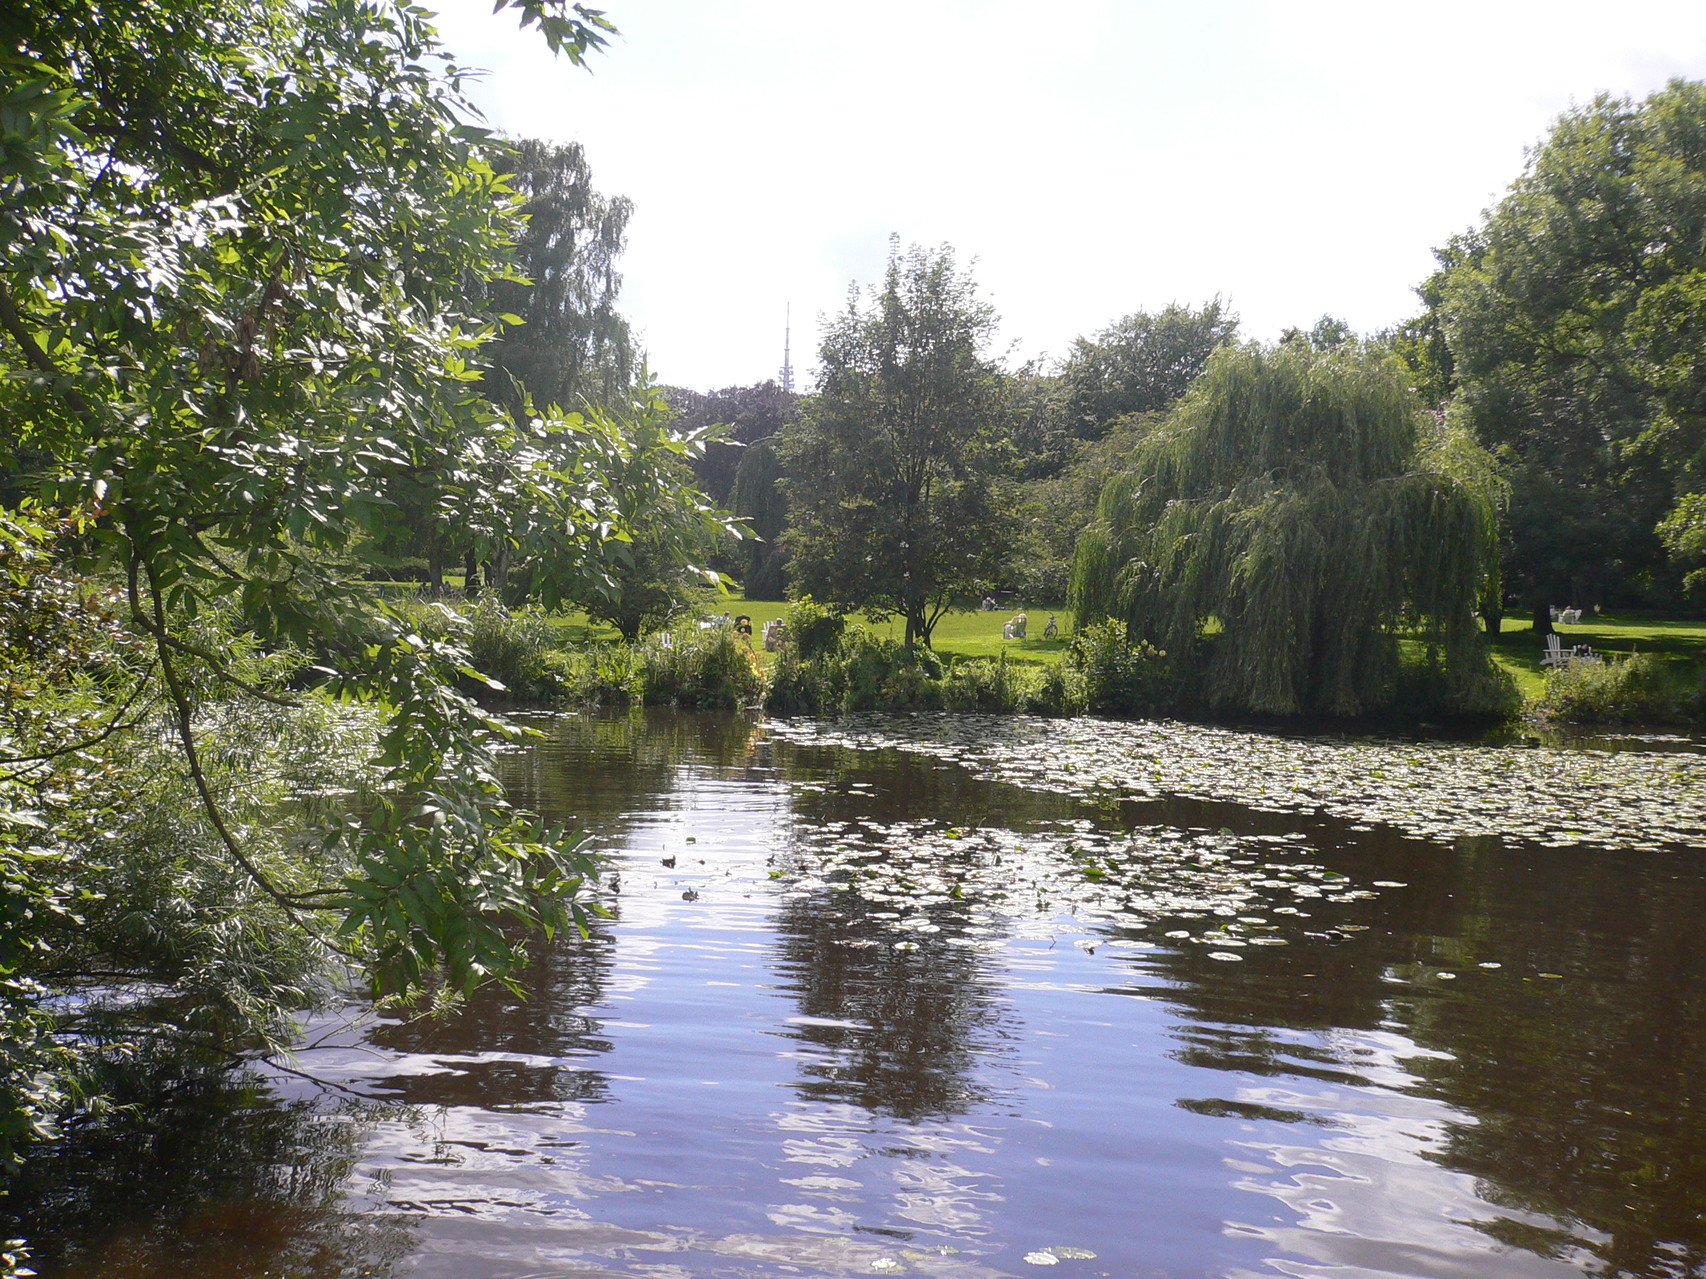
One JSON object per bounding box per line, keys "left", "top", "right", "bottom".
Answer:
{"left": 18, "top": 710, "right": 1706, "bottom": 1279}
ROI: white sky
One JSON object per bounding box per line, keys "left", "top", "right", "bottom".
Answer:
{"left": 424, "top": 0, "right": 1706, "bottom": 392}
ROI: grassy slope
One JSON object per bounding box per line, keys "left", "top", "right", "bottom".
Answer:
{"left": 1486, "top": 613, "right": 1706, "bottom": 701}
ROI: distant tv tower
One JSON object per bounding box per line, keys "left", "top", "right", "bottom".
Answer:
{"left": 779, "top": 303, "right": 795, "bottom": 394}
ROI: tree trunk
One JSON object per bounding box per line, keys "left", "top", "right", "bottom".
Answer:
{"left": 1481, "top": 604, "right": 1502, "bottom": 636}
{"left": 1531, "top": 603, "right": 1554, "bottom": 637}
{"left": 463, "top": 548, "right": 479, "bottom": 599}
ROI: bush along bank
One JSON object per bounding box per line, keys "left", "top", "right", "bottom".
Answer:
{"left": 1530, "top": 651, "right": 1706, "bottom": 726}
{"left": 439, "top": 596, "right": 1706, "bottom": 729}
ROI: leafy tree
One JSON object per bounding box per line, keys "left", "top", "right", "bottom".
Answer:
{"left": 485, "top": 137, "right": 636, "bottom": 415}
{"left": 780, "top": 239, "right": 1010, "bottom": 649}
{"left": 1059, "top": 300, "right": 1239, "bottom": 440}
{"left": 0, "top": 0, "right": 738, "bottom": 1185}
{"left": 729, "top": 436, "right": 788, "bottom": 599}
{"left": 666, "top": 380, "right": 802, "bottom": 507}
{"left": 561, "top": 388, "right": 732, "bottom": 640}
{"left": 1071, "top": 343, "right": 1510, "bottom": 718}
{"left": 1279, "top": 314, "right": 1355, "bottom": 351}
{"left": 1438, "top": 80, "right": 1706, "bottom": 608}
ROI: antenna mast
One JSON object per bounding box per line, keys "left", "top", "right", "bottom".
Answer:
{"left": 779, "top": 303, "right": 795, "bottom": 394}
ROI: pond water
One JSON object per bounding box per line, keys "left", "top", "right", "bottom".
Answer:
{"left": 16, "top": 710, "right": 1706, "bottom": 1279}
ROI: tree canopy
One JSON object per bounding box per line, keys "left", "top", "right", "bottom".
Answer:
{"left": 780, "top": 240, "right": 1009, "bottom": 648}
{"left": 1436, "top": 80, "right": 1706, "bottom": 606}
{"left": 0, "top": 0, "right": 737, "bottom": 1173}
{"left": 485, "top": 137, "right": 636, "bottom": 417}
{"left": 1059, "top": 300, "right": 1239, "bottom": 439}
{"left": 1070, "top": 343, "right": 1510, "bottom": 718}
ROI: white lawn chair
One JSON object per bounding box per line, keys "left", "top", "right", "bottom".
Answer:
{"left": 1540, "top": 633, "right": 1568, "bottom": 667}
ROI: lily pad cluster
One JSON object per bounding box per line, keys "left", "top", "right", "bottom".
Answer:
{"left": 774, "top": 812, "right": 1372, "bottom": 950}
{"left": 769, "top": 716, "right": 1706, "bottom": 852}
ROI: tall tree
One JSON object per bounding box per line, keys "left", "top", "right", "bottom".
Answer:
{"left": 1071, "top": 343, "right": 1509, "bottom": 718}
{"left": 1060, "top": 300, "right": 1239, "bottom": 439}
{"left": 780, "top": 239, "right": 1009, "bottom": 648}
{"left": 1438, "top": 80, "right": 1706, "bottom": 609}
{"left": 666, "top": 380, "right": 801, "bottom": 507}
{"left": 485, "top": 137, "right": 636, "bottom": 415}
{"left": 729, "top": 436, "right": 788, "bottom": 599}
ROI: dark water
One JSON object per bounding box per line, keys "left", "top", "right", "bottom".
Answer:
{"left": 14, "top": 710, "right": 1706, "bottom": 1279}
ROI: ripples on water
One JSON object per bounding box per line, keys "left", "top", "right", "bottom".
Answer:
{"left": 16, "top": 711, "right": 1706, "bottom": 1279}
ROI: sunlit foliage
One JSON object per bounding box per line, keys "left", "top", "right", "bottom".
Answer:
{"left": 1071, "top": 343, "right": 1511, "bottom": 718}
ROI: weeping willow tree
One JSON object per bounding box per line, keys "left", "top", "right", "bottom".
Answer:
{"left": 1069, "top": 342, "right": 1511, "bottom": 718}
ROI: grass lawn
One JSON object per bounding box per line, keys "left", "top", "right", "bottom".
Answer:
{"left": 1486, "top": 613, "right": 1706, "bottom": 700}
{"left": 549, "top": 592, "right": 1075, "bottom": 670}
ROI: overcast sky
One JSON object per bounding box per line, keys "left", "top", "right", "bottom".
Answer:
{"left": 424, "top": 0, "right": 1706, "bottom": 392}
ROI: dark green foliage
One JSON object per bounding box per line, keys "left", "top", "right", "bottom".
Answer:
{"left": 729, "top": 437, "right": 787, "bottom": 599}
{"left": 785, "top": 596, "right": 846, "bottom": 660}
{"left": 537, "top": 643, "right": 646, "bottom": 705}
{"left": 1071, "top": 343, "right": 1511, "bottom": 719}
{"left": 484, "top": 138, "right": 636, "bottom": 415}
{"left": 1438, "top": 80, "right": 1706, "bottom": 606}
{"left": 1067, "top": 620, "right": 1176, "bottom": 716}
{"left": 1008, "top": 416, "right": 1150, "bottom": 603}
{"left": 780, "top": 239, "right": 1011, "bottom": 649}
{"left": 0, "top": 0, "right": 746, "bottom": 1202}
{"left": 763, "top": 618, "right": 1076, "bottom": 717}
{"left": 1658, "top": 493, "right": 1706, "bottom": 595}
{"left": 1532, "top": 653, "right": 1682, "bottom": 724}
{"left": 639, "top": 627, "right": 764, "bottom": 710}
{"left": 1061, "top": 300, "right": 1239, "bottom": 439}
{"left": 552, "top": 389, "right": 735, "bottom": 643}
{"left": 667, "top": 381, "right": 801, "bottom": 508}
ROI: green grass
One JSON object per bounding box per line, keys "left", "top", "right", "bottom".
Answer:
{"left": 624, "top": 592, "right": 1075, "bottom": 670}
{"left": 1486, "top": 613, "right": 1706, "bottom": 701}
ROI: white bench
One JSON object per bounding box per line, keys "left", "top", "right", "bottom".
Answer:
{"left": 1541, "top": 633, "right": 1600, "bottom": 667}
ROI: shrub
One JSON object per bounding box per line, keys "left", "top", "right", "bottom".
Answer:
{"left": 641, "top": 626, "right": 765, "bottom": 709}
{"left": 538, "top": 643, "right": 645, "bottom": 705}
{"left": 1532, "top": 652, "right": 1678, "bottom": 724}
{"left": 840, "top": 635, "right": 942, "bottom": 711}
{"left": 1067, "top": 620, "right": 1175, "bottom": 716}
{"left": 463, "top": 598, "right": 559, "bottom": 699}
{"left": 784, "top": 596, "right": 845, "bottom": 660}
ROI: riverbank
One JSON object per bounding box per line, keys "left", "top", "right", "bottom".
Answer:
{"left": 423, "top": 594, "right": 1706, "bottom": 728}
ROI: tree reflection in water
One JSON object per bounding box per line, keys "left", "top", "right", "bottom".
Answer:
{"left": 766, "top": 744, "right": 1070, "bottom": 1121}
{"left": 2, "top": 1072, "right": 414, "bottom": 1279}
{"left": 1111, "top": 792, "right": 1706, "bottom": 1277}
